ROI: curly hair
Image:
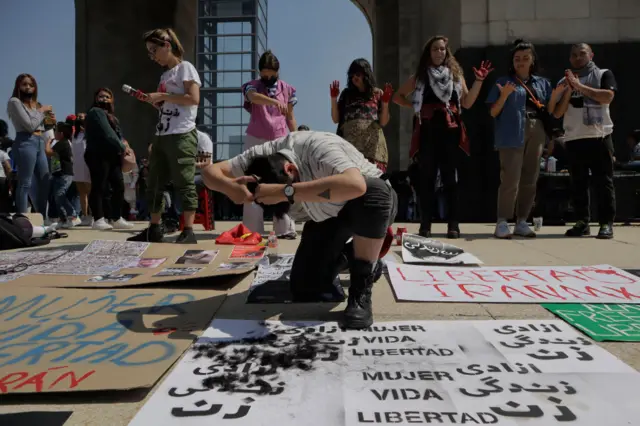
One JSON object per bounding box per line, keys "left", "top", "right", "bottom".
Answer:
{"left": 414, "top": 36, "right": 463, "bottom": 83}
{"left": 346, "top": 58, "right": 377, "bottom": 100}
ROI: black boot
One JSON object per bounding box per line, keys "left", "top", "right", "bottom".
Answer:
{"left": 596, "top": 222, "right": 614, "bottom": 240}
{"left": 127, "top": 223, "right": 164, "bottom": 242}
{"left": 176, "top": 228, "right": 198, "bottom": 244}
{"left": 337, "top": 242, "right": 383, "bottom": 284}
{"left": 343, "top": 259, "right": 376, "bottom": 330}
{"left": 565, "top": 220, "right": 590, "bottom": 237}
{"left": 418, "top": 224, "right": 432, "bottom": 238}
{"left": 447, "top": 223, "right": 460, "bottom": 239}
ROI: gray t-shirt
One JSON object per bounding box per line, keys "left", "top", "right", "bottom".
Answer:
{"left": 6, "top": 98, "right": 45, "bottom": 133}
{"left": 229, "top": 131, "right": 382, "bottom": 223}
{"left": 0, "top": 149, "right": 10, "bottom": 178}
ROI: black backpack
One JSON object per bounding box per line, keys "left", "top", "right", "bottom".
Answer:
{"left": 0, "top": 214, "right": 62, "bottom": 251}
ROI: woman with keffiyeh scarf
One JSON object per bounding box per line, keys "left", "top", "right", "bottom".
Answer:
{"left": 393, "top": 36, "right": 492, "bottom": 239}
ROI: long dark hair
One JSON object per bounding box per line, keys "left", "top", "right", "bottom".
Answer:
{"left": 415, "top": 36, "right": 463, "bottom": 83}
{"left": 11, "top": 73, "right": 39, "bottom": 106}
{"left": 346, "top": 58, "right": 376, "bottom": 100}
{"left": 509, "top": 39, "right": 539, "bottom": 76}
{"left": 92, "top": 87, "right": 119, "bottom": 129}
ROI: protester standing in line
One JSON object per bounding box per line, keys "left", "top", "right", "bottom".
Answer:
{"left": 486, "top": 40, "right": 560, "bottom": 239}
{"left": 549, "top": 43, "right": 618, "bottom": 239}
{"left": 85, "top": 88, "right": 133, "bottom": 231}
{"left": 394, "top": 36, "right": 492, "bottom": 239}
{"left": 240, "top": 50, "right": 298, "bottom": 239}
{"left": 71, "top": 113, "right": 92, "bottom": 225}
{"left": 6, "top": 73, "right": 54, "bottom": 215}
{"left": 330, "top": 58, "right": 392, "bottom": 172}
{"left": 128, "top": 27, "right": 201, "bottom": 244}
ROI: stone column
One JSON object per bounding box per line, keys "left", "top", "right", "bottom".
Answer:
{"left": 75, "top": 0, "right": 197, "bottom": 154}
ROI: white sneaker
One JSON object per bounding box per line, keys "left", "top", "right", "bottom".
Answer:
{"left": 494, "top": 220, "right": 512, "bottom": 239}
{"left": 44, "top": 219, "right": 59, "bottom": 227}
{"left": 514, "top": 220, "right": 536, "bottom": 238}
{"left": 80, "top": 216, "right": 94, "bottom": 227}
{"left": 112, "top": 218, "right": 134, "bottom": 230}
{"left": 60, "top": 217, "right": 81, "bottom": 229}
{"left": 92, "top": 218, "right": 113, "bottom": 230}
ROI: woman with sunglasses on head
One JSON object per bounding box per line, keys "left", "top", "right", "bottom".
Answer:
{"left": 240, "top": 50, "right": 298, "bottom": 239}
{"left": 6, "top": 73, "right": 55, "bottom": 215}
{"left": 330, "top": 58, "right": 392, "bottom": 172}
{"left": 128, "top": 28, "right": 201, "bottom": 244}
{"left": 393, "top": 36, "right": 492, "bottom": 239}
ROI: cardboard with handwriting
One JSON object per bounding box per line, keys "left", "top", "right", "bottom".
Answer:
{"left": 128, "top": 319, "right": 640, "bottom": 425}
{"left": 2, "top": 240, "right": 258, "bottom": 288}
{"left": 401, "top": 233, "right": 483, "bottom": 265}
{"left": 0, "top": 287, "right": 226, "bottom": 394}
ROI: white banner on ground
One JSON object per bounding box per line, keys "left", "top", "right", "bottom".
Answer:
{"left": 402, "top": 233, "right": 483, "bottom": 265}
{"left": 387, "top": 262, "right": 640, "bottom": 304}
{"left": 129, "top": 319, "right": 640, "bottom": 425}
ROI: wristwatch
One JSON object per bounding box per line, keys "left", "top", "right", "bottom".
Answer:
{"left": 283, "top": 184, "right": 295, "bottom": 204}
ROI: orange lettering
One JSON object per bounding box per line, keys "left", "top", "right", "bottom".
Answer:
{"left": 0, "top": 372, "right": 29, "bottom": 393}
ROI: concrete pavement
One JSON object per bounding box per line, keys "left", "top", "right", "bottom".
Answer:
{"left": 1, "top": 221, "right": 639, "bottom": 425}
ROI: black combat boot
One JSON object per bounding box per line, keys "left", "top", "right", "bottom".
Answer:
{"left": 176, "top": 228, "right": 198, "bottom": 244}
{"left": 343, "top": 259, "right": 376, "bottom": 329}
{"left": 127, "top": 223, "right": 164, "bottom": 243}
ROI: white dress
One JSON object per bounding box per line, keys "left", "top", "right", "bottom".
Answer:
{"left": 72, "top": 131, "right": 90, "bottom": 183}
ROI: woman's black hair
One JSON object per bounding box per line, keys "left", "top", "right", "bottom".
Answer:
{"left": 244, "top": 153, "right": 292, "bottom": 219}
{"left": 509, "top": 39, "right": 539, "bottom": 76}
{"left": 346, "top": 58, "right": 376, "bottom": 100}
{"left": 0, "top": 119, "right": 8, "bottom": 138}
{"left": 55, "top": 122, "right": 73, "bottom": 140}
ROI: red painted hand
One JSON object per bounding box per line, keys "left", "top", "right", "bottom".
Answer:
{"left": 381, "top": 83, "right": 393, "bottom": 103}
{"left": 330, "top": 80, "right": 340, "bottom": 98}
{"left": 473, "top": 60, "right": 495, "bottom": 81}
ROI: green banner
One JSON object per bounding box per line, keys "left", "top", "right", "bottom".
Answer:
{"left": 542, "top": 304, "right": 640, "bottom": 342}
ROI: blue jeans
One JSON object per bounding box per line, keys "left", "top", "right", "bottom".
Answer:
{"left": 13, "top": 132, "right": 50, "bottom": 214}
{"left": 52, "top": 175, "right": 77, "bottom": 219}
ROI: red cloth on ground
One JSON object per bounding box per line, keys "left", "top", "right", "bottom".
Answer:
{"left": 215, "top": 224, "right": 263, "bottom": 245}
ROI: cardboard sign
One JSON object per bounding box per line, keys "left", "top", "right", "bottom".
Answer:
{"left": 388, "top": 262, "right": 640, "bottom": 304}
{"left": 129, "top": 319, "right": 640, "bottom": 425}
{"left": 0, "top": 288, "right": 225, "bottom": 394}
{"left": 229, "top": 246, "right": 266, "bottom": 260}
{"left": 4, "top": 242, "right": 257, "bottom": 288}
{"left": 544, "top": 304, "right": 640, "bottom": 342}
{"left": 402, "top": 233, "right": 483, "bottom": 265}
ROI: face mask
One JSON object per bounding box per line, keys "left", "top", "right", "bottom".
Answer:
{"left": 20, "top": 90, "right": 33, "bottom": 99}
{"left": 96, "top": 101, "right": 110, "bottom": 109}
{"left": 260, "top": 76, "right": 278, "bottom": 86}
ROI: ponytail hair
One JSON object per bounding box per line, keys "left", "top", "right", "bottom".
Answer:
{"left": 143, "top": 28, "right": 185, "bottom": 59}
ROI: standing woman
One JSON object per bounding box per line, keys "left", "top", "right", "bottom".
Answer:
{"left": 128, "top": 28, "right": 201, "bottom": 244}
{"left": 330, "top": 58, "right": 392, "bottom": 171}
{"left": 71, "top": 113, "right": 92, "bottom": 225}
{"left": 85, "top": 88, "right": 132, "bottom": 231}
{"left": 6, "top": 74, "right": 54, "bottom": 215}
{"left": 486, "top": 40, "right": 557, "bottom": 239}
{"left": 241, "top": 50, "right": 297, "bottom": 239}
{"left": 393, "top": 36, "right": 492, "bottom": 239}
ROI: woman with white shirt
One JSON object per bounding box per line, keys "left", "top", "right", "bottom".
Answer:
{"left": 71, "top": 113, "right": 92, "bottom": 225}
{"left": 128, "top": 28, "right": 201, "bottom": 244}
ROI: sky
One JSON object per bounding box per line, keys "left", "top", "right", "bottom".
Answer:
{"left": 0, "top": 0, "right": 372, "bottom": 138}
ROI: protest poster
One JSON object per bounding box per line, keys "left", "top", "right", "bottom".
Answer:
{"left": 229, "top": 246, "right": 266, "bottom": 260}
{"left": 543, "top": 304, "right": 640, "bottom": 342}
{"left": 0, "top": 288, "right": 225, "bottom": 394}
{"left": 128, "top": 319, "right": 640, "bottom": 425}
{"left": 402, "top": 233, "right": 483, "bottom": 265}
{"left": 387, "top": 262, "right": 640, "bottom": 304}
{"left": 247, "top": 255, "right": 295, "bottom": 303}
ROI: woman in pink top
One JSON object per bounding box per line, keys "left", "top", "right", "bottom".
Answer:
{"left": 241, "top": 50, "right": 297, "bottom": 238}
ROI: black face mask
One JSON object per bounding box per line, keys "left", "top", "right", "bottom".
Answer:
{"left": 96, "top": 101, "right": 110, "bottom": 110}
{"left": 20, "top": 90, "right": 34, "bottom": 99}
{"left": 260, "top": 76, "right": 278, "bottom": 86}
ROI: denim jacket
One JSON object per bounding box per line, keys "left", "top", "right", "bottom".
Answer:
{"left": 486, "top": 74, "right": 552, "bottom": 149}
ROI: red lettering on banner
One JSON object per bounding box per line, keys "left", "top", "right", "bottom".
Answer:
{"left": 494, "top": 270, "right": 527, "bottom": 282}
{"left": 470, "top": 271, "right": 497, "bottom": 283}
{"left": 431, "top": 284, "right": 450, "bottom": 297}
{"left": 559, "top": 285, "right": 597, "bottom": 300}
{"left": 575, "top": 267, "right": 638, "bottom": 285}
{"left": 396, "top": 268, "right": 421, "bottom": 282}
{"left": 424, "top": 271, "right": 441, "bottom": 282}
{"left": 0, "top": 367, "right": 96, "bottom": 393}
{"left": 153, "top": 328, "right": 177, "bottom": 335}
{"left": 445, "top": 271, "right": 473, "bottom": 282}
{"left": 523, "top": 285, "right": 567, "bottom": 300}
{"left": 458, "top": 284, "right": 493, "bottom": 299}
{"left": 522, "top": 270, "right": 547, "bottom": 281}
{"left": 501, "top": 285, "right": 535, "bottom": 299}
{"left": 607, "top": 287, "right": 640, "bottom": 300}
{"left": 550, "top": 270, "right": 587, "bottom": 282}
{"left": 583, "top": 286, "right": 626, "bottom": 300}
